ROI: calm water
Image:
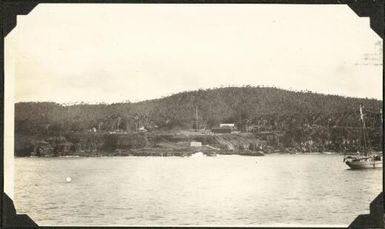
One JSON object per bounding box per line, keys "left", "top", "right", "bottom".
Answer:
{"left": 15, "top": 154, "right": 382, "bottom": 226}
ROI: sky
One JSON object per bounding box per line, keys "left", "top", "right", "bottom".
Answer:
{"left": 5, "top": 4, "right": 383, "bottom": 104}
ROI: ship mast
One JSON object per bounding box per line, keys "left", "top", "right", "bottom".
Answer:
{"left": 195, "top": 105, "right": 199, "bottom": 131}
{"left": 379, "top": 108, "right": 384, "bottom": 153}
{"left": 360, "top": 104, "right": 368, "bottom": 156}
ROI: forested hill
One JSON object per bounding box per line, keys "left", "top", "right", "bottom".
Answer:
{"left": 16, "top": 86, "right": 382, "bottom": 136}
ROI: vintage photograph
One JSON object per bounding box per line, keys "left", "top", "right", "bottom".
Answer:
{"left": 4, "top": 3, "right": 383, "bottom": 227}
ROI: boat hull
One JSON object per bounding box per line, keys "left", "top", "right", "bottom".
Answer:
{"left": 345, "top": 160, "right": 383, "bottom": 169}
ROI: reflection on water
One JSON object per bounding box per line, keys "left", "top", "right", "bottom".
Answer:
{"left": 15, "top": 154, "right": 382, "bottom": 226}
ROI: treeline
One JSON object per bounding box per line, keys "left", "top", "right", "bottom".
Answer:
{"left": 15, "top": 86, "right": 383, "bottom": 153}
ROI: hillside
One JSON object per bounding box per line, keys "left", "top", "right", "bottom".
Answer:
{"left": 15, "top": 86, "right": 383, "bottom": 156}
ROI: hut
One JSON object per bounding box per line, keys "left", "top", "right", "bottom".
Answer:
{"left": 190, "top": 141, "right": 202, "bottom": 147}
{"left": 219, "top": 123, "right": 235, "bottom": 129}
{"left": 212, "top": 127, "right": 232, "bottom": 134}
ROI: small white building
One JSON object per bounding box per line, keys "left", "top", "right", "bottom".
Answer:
{"left": 190, "top": 141, "right": 202, "bottom": 147}
{"left": 220, "top": 123, "right": 235, "bottom": 128}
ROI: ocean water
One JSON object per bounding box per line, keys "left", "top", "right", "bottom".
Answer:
{"left": 14, "top": 154, "right": 382, "bottom": 226}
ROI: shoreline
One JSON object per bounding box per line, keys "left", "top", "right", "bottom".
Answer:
{"left": 17, "top": 131, "right": 379, "bottom": 158}
{"left": 16, "top": 150, "right": 342, "bottom": 158}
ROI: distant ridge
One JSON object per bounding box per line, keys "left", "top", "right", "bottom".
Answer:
{"left": 15, "top": 86, "right": 382, "bottom": 129}
{"left": 15, "top": 86, "right": 382, "bottom": 106}
{"left": 14, "top": 86, "right": 383, "bottom": 155}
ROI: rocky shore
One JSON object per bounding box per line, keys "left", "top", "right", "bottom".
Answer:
{"left": 16, "top": 130, "right": 349, "bottom": 157}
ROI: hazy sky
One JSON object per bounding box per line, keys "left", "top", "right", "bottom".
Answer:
{"left": 5, "top": 4, "right": 383, "bottom": 104}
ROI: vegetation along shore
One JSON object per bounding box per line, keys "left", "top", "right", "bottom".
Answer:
{"left": 14, "top": 86, "right": 383, "bottom": 157}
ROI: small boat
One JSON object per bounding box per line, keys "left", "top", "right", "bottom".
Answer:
{"left": 322, "top": 152, "right": 334, "bottom": 155}
{"left": 205, "top": 151, "right": 217, "bottom": 157}
{"left": 190, "top": 152, "right": 205, "bottom": 157}
{"left": 344, "top": 154, "right": 382, "bottom": 169}
{"left": 343, "top": 105, "right": 383, "bottom": 169}
{"left": 256, "top": 151, "right": 265, "bottom": 156}
{"left": 181, "top": 153, "right": 189, "bottom": 157}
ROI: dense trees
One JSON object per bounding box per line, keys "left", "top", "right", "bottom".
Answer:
{"left": 15, "top": 86, "right": 382, "bottom": 152}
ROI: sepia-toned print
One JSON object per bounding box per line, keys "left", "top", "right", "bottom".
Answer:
{"left": 4, "top": 3, "right": 383, "bottom": 227}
